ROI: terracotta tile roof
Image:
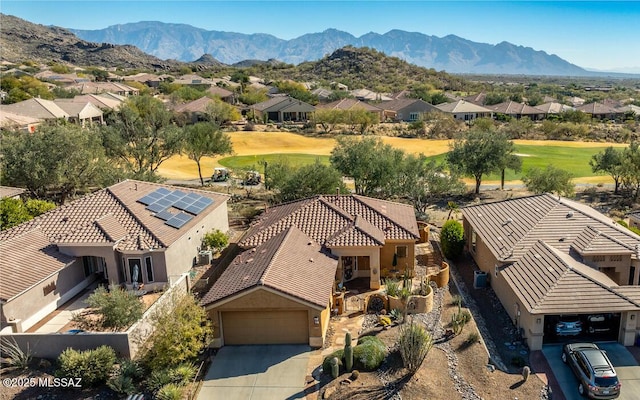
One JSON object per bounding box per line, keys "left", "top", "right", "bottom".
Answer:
{"left": 571, "top": 225, "right": 635, "bottom": 255}
{"left": 462, "top": 194, "right": 640, "bottom": 262}
{"left": 207, "top": 86, "right": 234, "bottom": 98}
{"left": 240, "top": 195, "right": 419, "bottom": 248}
{"left": 0, "top": 186, "right": 26, "bottom": 199}
{"left": 488, "top": 101, "right": 544, "bottom": 115}
{"left": 251, "top": 96, "right": 315, "bottom": 113}
{"left": 0, "top": 229, "right": 75, "bottom": 302}
{"left": 534, "top": 102, "right": 575, "bottom": 114}
{"left": 173, "top": 96, "right": 216, "bottom": 113}
{"left": 378, "top": 98, "right": 437, "bottom": 112}
{"left": 501, "top": 241, "right": 640, "bottom": 314}
{"left": 0, "top": 98, "right": 69, "bottom": 119}
{"left": 317, "top": 98, "right": 382, "bottom": 112}
{"left": 435, "top": 100, "right": 492, "bottom": 114}
{"left": 201, "top": 226, "right": 338, "bottom": 308}
{"left": 576, "top": 102, "right": 620, "bottom": 115}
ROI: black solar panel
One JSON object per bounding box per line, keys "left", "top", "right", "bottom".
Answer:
{"left": 138, "top": 188, "right": 213, "bottom": 227}
{"left": 154, "top": 209, "right": 174, "bottom": 221}
{"left": 165, "top": 212, "right": 193, "bottom": 229}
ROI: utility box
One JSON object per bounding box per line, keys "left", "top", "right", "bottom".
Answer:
{"left": 474, "top": 270, "right": 488, "bottom": 289}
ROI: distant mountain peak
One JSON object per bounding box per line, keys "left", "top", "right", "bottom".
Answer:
{"left": 62, "top": 20, "right": 589, "bottom": 75}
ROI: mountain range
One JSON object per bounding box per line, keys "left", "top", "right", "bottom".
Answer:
{"left": 70, "top": 22, "right": 589, "bottom": 76}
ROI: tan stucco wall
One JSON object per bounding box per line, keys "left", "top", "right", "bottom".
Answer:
{"left": 585, "top": 254, "right": 632, "bottom": 285}
{"left": 629, "top": 215, "right": 640, "bottom": 230}
{"left": 380, "top": 240, "right": 416, "bottom": 276}
{"left": 619, "top": 311, "right": 639, "bottom": 346}
{"left": 57, "top": 244, "right": 119, "bottom": 283}
{"left": 1, "top": 260, "right": 94, "bottom": 332}
{"left": 164, "top": 201, "right": 229, "bottom": 283}
{"left": 206, "top": 288, "right": 328, "bottom": 348}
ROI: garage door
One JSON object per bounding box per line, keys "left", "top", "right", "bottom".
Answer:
{"left": 222, "top": 310, "right": 309, "bottom": 345}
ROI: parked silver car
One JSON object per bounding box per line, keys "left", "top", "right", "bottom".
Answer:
{"left": 556, "top": 314, "right": 583, "bottom": 336}
{"left": 562, "top": 342, "right": 621, "bottom": 399}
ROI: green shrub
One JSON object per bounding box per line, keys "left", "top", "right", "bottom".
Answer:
{"left": 450, "top": 294, "right": 463, "bottom": 307}
{"left": 389, "top": 308, "right": 403, "bottom": 321}
{"left": 56, "top": 345, "right": 116, "bottom": 387}
{"left": 384, "top": 278, "right": 400, "bottom": 297}
{"left": 397, "top": 322, "right": 433, "bottom": 374}
{"left": 378, "top": 315, "right": 392, "bottom": 326}
{"left": 440, "top": 220, "right": 464, "bottom": 260}
{"left": 353, "top": 336, "right": 386, "bottom": 371}
{"left": 147, "top": 368, "right": 173, "bottom": 393}
{"left": 322, "top": 349, "right": 344, "bottom": 375}
{"left": 73, "top": 285, "right": 143, "bottom": 330}
{"left": 107, "top": 374, "right": 136, "bottom": 396}
{"left": 0, "top": 337, "right": 32, "bottom": 370}
{"left": 451, "top": 305, "right": 472, "bottom": 335}
{"left": 156, "top": 383, "right": 184, "bottom": 400}
{"left": 202, "top": 229, "right": 229, "bottom": 253}
{"left": 171, "top": 363, "right": 197, "bottom": 386}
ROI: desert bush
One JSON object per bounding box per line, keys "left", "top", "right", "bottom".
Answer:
{"left": 201, "top": 229, "right": 229, "bottom": 253}
{"left": 141, "top": 293, "right": 212, "bottom": 369}
{"left": 56, "top": 345, "right": 116, "bottom": 387}
{"left": 389, "top": 308, "right": 403, "bottom": 321}
{"left": 353, "top": 336, "right": 386, "bottom": 371}
{"left": 440, "top": 220, "right": 464, "bottom": 259}
{"left": 385, "top": 278, "right": 400, "bottom": 297}
{"left": 107, "top": 374, "right": 136, "bottom": 396}
{"left": 397, "top": 321, "right": 433, "bottom": 374}
{"left": 451, "top": 305, "right": 472, "bottom": 335}
{"left": 450, "top": 294, "right": 463, "bottom": 307}
{"left": 171, "top": 363, "right": 197, "bottom": 386}
{"left": 466, "top": 332, "right": 480, "bottom": 345}
{"left": 0, "top": 337, "right": 32, "bottom": 370}
{"left": 156, "top": 383, "right": 184, "bottom": 400}
{"left": 73, "top": 285, "right": 143, "bottom": 331}
{"left": 322, "top": 349, "right": 344, "bottom": 374}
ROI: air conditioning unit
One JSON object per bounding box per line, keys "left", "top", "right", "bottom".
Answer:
{"left": 198, "top": 250, "right": 212, "bottom": 265}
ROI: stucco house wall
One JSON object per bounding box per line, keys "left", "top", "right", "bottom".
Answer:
{"left": 207, "top": 287, "right": 329, "bottom": 348}
{"left": 2, "top": 260, "right": 94, "bottom": 333}
{"left": 380, "top": 240, "right": 416, "bottom": 276}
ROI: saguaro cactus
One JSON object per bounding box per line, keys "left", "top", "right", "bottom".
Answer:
{"left": 344, "top": 331, "right": 353, "bottom": 372}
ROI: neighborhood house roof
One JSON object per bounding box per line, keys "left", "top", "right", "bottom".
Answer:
{"left": 250, "top": 96, "right": 315, "bottom": 113}
{"left": 0, "top": 186, "right": 26, "bottom": 199}
{"left": 317, "top": 98, "right": 382, "bottom": 112}
{"left": 577, "top": 102, "right": 620, "bottom": 115}
{"left": 53, "top": 101, "right": 103, "bottom": 120}
{"left": 488, "top": 101, "right": 543, "bottom": 115}
{"left": 0, "top": 181, "right": 229, "bottom": 301}
{"left": 201, "top": 225, "right": 338, "bottom": 308}
{"left": 462, "top": 194, "right": 640, "bottom": 263}
{"left": 378, "top": 98, "right": 437, "bottom": 112}
{"left": 173, "top": 96, "right": 218, "bottom": 113}
{"left": 533, "top": 102, "right": 575, "bottom": 114}
{"left": 1, "top": 98, "right": 69, "bottom": 119}
{"left": 435, "top": 100, "right": 492, "bottom": 114}
{"left": 240, "top": 195, "right": 419, "bottom": 249}
{"left": 501, "top": 241, "right": 640, "bottom": 314}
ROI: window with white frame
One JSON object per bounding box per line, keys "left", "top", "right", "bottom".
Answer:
{"left": 396, "top": 245, "right": 408, "bottom": 258}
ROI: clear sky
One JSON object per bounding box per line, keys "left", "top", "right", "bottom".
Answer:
{"left": 2, "top": 1, "right": 639, "bottom": 72}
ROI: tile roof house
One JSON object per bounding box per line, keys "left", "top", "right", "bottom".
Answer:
{"left": 0, "top": 110, "right": 41, "bottom": 132}
{"left": 378, "top": 98, "right": 439, "bottom": 122}
{"left": 435, "top": 100, "right": 493, "bottom": 122}
{"left": 0, "top": 180, "right": 229, "bottom": 334}
{"left": 533, "top": 102, "right": 575, "bottom": 115}
{"left": 0, "top": 98, "right": 69, "bottom": 121}
{"left": 67, "top": 82, "right": 139, "bottom": 97}
{"left": 317, "top": 98, "right": 385, "bottom": 121}
{"left": 207, "top": 86, "right": 236, "bottom": 104}
{"left": 349, "top": 88, "right": 392, "bottom": 102}
{"left": 249, "top": 96, "right": 316, "bottom": 122}
{"left": 53, "top": 100, "right": 104, "bottom": 126}
{"left": 462, "top": 92, "right": 487, "bottom": 106}
{"left": 0, "top": 186, "right": 26, "bottom": 199}
{"left": 487, "top": 101, "right": 545, "bottom": 121}
{"left": 462, "top": 194, "right": 640, "bottom": 350}
{"left": 201, "top": 194, "right": 419, "bottom": 347}
{"left": 577, "top": 102, "right": 623, "bottom": 120}
{"left": 69, "top": 94, "right": 124, "bottom": 111}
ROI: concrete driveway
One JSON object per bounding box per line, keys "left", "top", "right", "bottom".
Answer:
{"left": 542, "top": 343, "right": 640, "bottom": 400}
{"left": 198, "top": 345, "right": 311, "bottom": 400}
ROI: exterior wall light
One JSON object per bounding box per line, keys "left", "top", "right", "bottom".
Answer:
{"left": 313, "top": 316, "right": 320, "bottom": 325}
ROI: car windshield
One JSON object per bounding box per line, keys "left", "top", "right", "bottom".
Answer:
{"left": 594, "top": 376, "right": 618, "bottom": 387}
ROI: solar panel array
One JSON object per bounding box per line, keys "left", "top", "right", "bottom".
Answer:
{"left": 137, "top": 188, "right": 215, "bottom": 229}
